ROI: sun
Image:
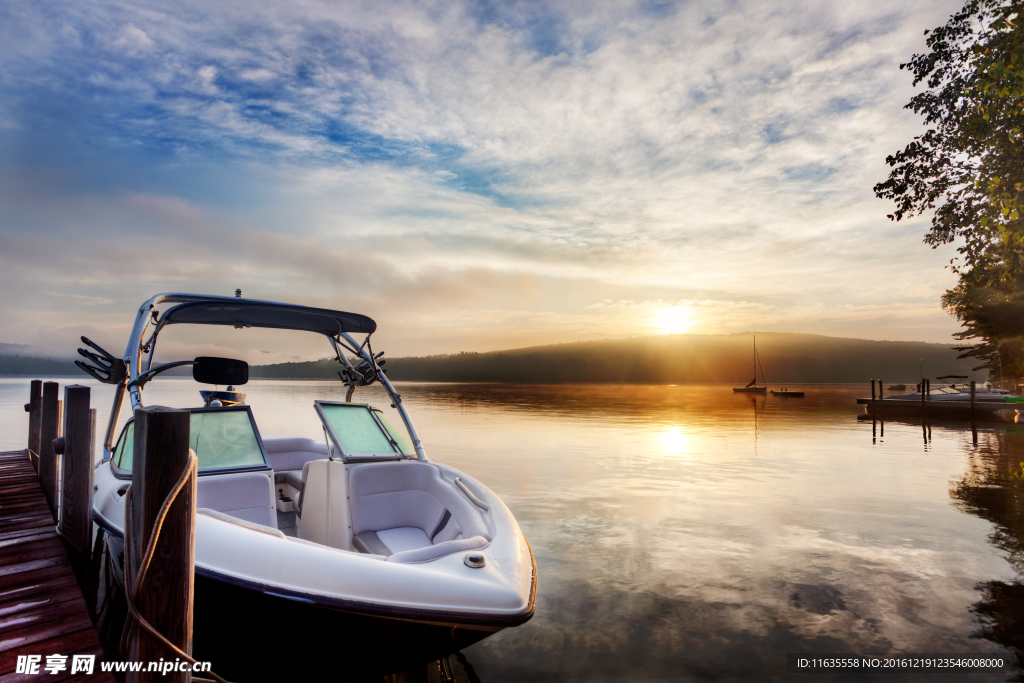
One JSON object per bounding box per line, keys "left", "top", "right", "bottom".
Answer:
{"left": 656, "top": 306, "right": 691, "bottom": 334}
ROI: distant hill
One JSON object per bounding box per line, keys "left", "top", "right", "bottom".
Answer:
{"left": 1, "top": 333, "right": 987, "bottom": 383}
{"left": 251, "top": 358, "right": 341, "bottom": 379}
{"left": 0, "top": 355, "right": 79, "bottom": 376}
{"left": 251, "top": 333, "right": 986, "bottom": 384}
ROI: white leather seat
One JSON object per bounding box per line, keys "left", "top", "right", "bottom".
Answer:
{"left": 348, "top": 461, "right": 489, "bottom": 563}
{"left": 196, "top": 471, "right": 277, "bottom": 529}
{"left": 262, "top": 435, "right": 328, "bottom": 487}
{"left": 295, "top": 459, "right": 352, "bottom": 550}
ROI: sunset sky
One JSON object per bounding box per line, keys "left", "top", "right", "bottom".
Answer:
{"left": 0, "top": 0, "right": 967, "bottom": 363}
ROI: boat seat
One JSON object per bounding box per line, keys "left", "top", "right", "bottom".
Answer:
{"left": 262, "top": 435, "right": 329, "bottom": 486}
{"left": 281, "top": 469, "right": 304, "bottom": 491}
{"left": 348, "top": 461, "right": 489, "bottom": 563}
{"left": 196, "top": 471, "right": 276, "bottom": 529}
{"left": 292, "top": 461, "right": 312, "bottom": 517}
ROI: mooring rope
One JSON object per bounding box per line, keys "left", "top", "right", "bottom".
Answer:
{"left": 119, "top": 451, "right": 231, "bottom": 683}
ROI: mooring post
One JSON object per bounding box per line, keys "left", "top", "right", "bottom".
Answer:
{"left": 57, "top": 385, "right": 94, "bottom": 553}
{"left": 878, "top": 379, "right": 884, "bottom": 401}
{"left": 26, "top": 379, "right": 42, "bottom": 470}
{"left": 870, "top": 378, "right": 876, "bottom": 416}
{"left": 38, "top": 381, "right": 61, "bottom": 519}
{"left": 126, "top": 406, "right": 196, "bottom": 683}
{"left": 971, "top": 380, "right": 976, "bottom": 421}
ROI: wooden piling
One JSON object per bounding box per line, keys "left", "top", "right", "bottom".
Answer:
{"left": 126, "top": 406, "right": 196, "bottom": 683}
{"left": 878, "top": 379, "right": 884, "bottom": 401}
{"left": 58, "top": 385, "right": 94, "bottom": 558}
{"left": 38, "top": 381, "right": 60, "bottom": 519}
{"left": 870, "top": 378, "right": 876, "bottom": 415}
{"left": 26, "top": 379, "right": 42, "bottom": 471}
{"left": 971, "top": 380, "right": 976, "bottom": 421}
{"left": 920, "top": 377, "right": 926, "bottom": 415}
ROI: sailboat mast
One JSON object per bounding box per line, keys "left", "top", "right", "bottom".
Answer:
{"left": 753, "top": 334, "right": 756, "bottom": 385}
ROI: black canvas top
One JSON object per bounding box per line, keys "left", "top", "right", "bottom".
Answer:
{"left": 159, "top": 300, "right": 376, "bottom": 336}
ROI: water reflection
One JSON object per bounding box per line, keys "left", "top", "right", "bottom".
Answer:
{"left": 950, "top": 428, "right": 1024, "bottom": 679}
{"left": 1, "top": 379, "right": 1022, "bottom": 681}
{"left": 660, "top": 426, "right": 689, "bottom": 454}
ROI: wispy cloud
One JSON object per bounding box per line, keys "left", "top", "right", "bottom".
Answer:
{"left": 0, "top": 0, "right": 967, "bottom": 358}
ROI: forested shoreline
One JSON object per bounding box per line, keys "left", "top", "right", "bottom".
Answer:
{"left": 0, "top": 332, "right": 985, "bottom": 383}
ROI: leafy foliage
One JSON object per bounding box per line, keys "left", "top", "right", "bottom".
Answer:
{"left": 876, "top": 0, "right": 1024, "bottom": 273}
{"left": 878, "top": 1, "right": 1024, "bottom": 379}
{"left": 942, "top": 279, "right": 1024, "bottom": 375}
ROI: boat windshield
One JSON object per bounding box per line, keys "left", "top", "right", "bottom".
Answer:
{"left": 112, "top": 406, "right": 269, "bottom": 474}
{"left": 372, "top": 408, "right": 414, "bottom": 456}
{"left": 315, "top": 401, "right": 411, "bottom": 460}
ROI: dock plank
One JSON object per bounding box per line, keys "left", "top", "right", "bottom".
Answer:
{"left": 0, "top": 451, "right": 115, "bottom": 682}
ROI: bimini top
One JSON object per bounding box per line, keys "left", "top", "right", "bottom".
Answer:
{"left": 159, "top": 298, "right": 376, "bottom": 336}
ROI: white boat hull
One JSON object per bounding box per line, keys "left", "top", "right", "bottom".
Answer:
{"left": 94, "top": 458, "right": 536, "bottom": 675}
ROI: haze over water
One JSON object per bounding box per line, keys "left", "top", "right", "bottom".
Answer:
{"left": 1, "top": 379, "right": 1020, "bottom": 681}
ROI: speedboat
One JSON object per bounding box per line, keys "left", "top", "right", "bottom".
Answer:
{"left": 885, "top": 383, "right": 1011, "bottom": 402}
{"left": 198, "top": 386, "right": 246, "bottom": 407}
{"left": 81, "top": 293, "right": 536, "bottom": 678}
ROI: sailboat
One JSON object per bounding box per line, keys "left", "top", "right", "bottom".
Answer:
{"left": 733, "top": 334, "right": 768, "bottom": 394}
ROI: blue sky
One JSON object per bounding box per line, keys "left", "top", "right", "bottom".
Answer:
{"left": 0, "top": 0, "right": 967, "bottom": 361}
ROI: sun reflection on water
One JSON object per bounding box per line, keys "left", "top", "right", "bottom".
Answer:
{"left": 660, "top": 425, "right": 689, "bottom": 454}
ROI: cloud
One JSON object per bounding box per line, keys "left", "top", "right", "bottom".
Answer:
{"left": 111, "top": 23, "right": 155, "bottom": 54}
{"left": 196, "top": 65, "right": 218, "bottom": 94}
{"left": 0, "top": 0, "right": 970, "bottom": 358}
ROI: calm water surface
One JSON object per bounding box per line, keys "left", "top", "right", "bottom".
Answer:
{"left": 2, "top": 379, "right": 1022, "bottom": 681}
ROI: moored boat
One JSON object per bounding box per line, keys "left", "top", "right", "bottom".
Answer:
{"left": 733, "top": 379, "right": 767, "bottom": 394}
{"left": 885, "top": 383, "right": 1009, "bottom": 401}
{"left": 733, "top": 335, "right": 770, "bottom": 393}
{"left": 82, "top": 292, "right": 536, "bottom": 677}
{"left": 198, "top": 385, "right": 246, "bottom": 406}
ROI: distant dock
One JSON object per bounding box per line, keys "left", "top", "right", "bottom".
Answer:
{"left": 858, "top": 378, "right": 1019, "bottom": 421}
{"left": 857, "top": 398, "right": 1017, "bottom": 420}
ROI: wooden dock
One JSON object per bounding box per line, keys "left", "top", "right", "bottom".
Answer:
{"left": 857, "top": 397, "right": 1019, "bottom": 421}
{"left": 0, "top": 449, "right": 115, "bottom": 682}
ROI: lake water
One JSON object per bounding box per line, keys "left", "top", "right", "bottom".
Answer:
{"left": 2, "top": 378, "right": 1022, "bottom": 681}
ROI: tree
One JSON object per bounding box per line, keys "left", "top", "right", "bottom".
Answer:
{"left": 941, "top": 278, "right": 1024, "bottom": 375}
{"left": 876, "top": 0, "right": 1024, "bottom": 380}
